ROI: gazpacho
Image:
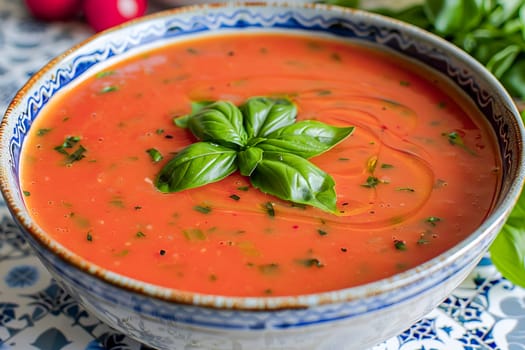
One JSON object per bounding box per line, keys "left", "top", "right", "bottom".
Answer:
{"left": 20, "top": 33, "right": 501, "bottom": 296}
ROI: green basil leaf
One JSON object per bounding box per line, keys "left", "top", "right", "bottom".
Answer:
{"left": 424, "top": 0, "right": 484, "bottom": 35}
{"left": 156, "top": 142, "right": 237, "bottom": 192}
{"left": 191, "top": 100, "right": 215, "bottom": 113}
{"left": 259, "top": 121, "right": 354, "bottom": 158}
{"left": 174, "top": 100, "right": 215, "bottom": 128}
{"left": 490, "top": 189, "right": 525, "bottom": 288}
{"left": 174, "top": 115, "right": 190, "bottom": 128}
{"left": 486, "top": 44, "right": 521, "bottom": 78}
{"left": 250, "top": 151, "right": 337, "bottom": 213}
{"left": 238, "top": 147, "right": 263, "bottom": 176}
{"left": 487, "top": 0, "right": 522, "bottom": 27}
{"left": 469, "top": 35, "right": 525, "bottom": 85}
{"left": 502, "top": 17, "right": 525, "bottom": 36}
{"left": 246, "top": 137, "right": 267, "bottom": 147}
{"left": 240, "top": 97, "right": 297, "bottom": 138}
{"left": 188, "top": 101, "right": 247, "bottom": 148}
{"left": 520, "top": 4, "right": 525, "bottom": 38}
{"left": 501, "top": 56, "right": 525, "bottom": 98}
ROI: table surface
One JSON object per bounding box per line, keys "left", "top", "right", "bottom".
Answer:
{"left": 0, "top": 1, "right": 524, "bottom": 349}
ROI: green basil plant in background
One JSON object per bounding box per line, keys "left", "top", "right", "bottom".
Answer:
{"left": 342, "top": 0, "right": 525, "bottom": 289}
{"left": 155, "top": 97, "right": 354, "bottom": 214}
{"left": 363, "top": 0, "right": 525, "bottom": 100}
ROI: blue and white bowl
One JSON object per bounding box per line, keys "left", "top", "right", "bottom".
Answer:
{"left": 1, "top": 3, "right": 524, "bottom": 350}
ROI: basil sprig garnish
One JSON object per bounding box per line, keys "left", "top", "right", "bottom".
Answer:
{"left": 155, "top": 97, "right": 354, "bottom": 213}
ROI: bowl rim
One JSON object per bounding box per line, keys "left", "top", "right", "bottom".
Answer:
{"left": 1, "top": 1, "right": 524, "bottom": 311}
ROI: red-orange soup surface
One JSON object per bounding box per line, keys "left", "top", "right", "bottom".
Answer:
{"left": 21, "top": 33, "right": 501, "bottom": 297}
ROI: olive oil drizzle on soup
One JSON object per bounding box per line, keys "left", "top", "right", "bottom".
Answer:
{"left": 21, "top": 34, "right": 500, "bottom": 297}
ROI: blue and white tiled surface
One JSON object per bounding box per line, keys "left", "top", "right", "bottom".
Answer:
{"left": 0, "top": 0, "right": 524, "bottom": 349}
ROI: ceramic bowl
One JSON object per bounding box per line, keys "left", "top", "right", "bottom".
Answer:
{"left": 1, "top": 3, "right": 524, "bottom": 350}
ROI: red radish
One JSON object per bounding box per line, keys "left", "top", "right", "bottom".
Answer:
{"left": 83, "top": 0, "right": 148, "bottom": 32}
{"left": 24, "top": 0, "right": 82, "bottom": 21}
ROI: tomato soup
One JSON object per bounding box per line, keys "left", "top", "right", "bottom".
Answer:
{"left": 20, "top": 33, "right": 500, "bottom": 297}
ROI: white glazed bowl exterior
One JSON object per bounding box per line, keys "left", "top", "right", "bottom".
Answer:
{"left": 1, "top": 3, "right": 524, "bottom": 350}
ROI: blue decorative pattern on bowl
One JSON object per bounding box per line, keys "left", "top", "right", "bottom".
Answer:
{"left": 1, "top": 3, "right": 523, "bottom": 350}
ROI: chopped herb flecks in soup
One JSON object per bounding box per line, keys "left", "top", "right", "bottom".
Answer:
{"left": 21, "top": 34, "right": 500, "bottom": 296}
